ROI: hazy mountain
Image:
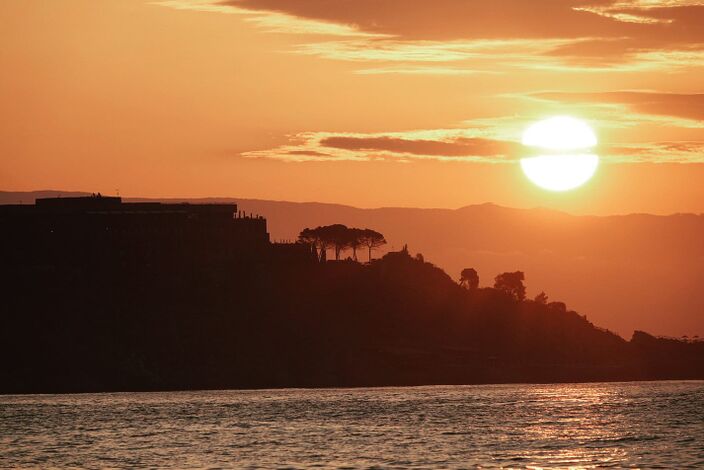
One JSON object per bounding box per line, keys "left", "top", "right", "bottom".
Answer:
{"left": 3, "top": 190, "right": 703, "bottom": 338}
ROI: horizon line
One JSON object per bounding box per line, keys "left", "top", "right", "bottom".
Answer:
{"left": 1, "top": 189, "right": 702, "bottom": 218}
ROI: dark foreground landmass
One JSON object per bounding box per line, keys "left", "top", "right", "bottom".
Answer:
{"left": 5, "top": 189, "right": 704, "bottom": 340}
{"left": 1, "top": 197, "right": 703, "bottom": 393}
{"left": 3, "top": 248, "right": 704, "bottom": 394}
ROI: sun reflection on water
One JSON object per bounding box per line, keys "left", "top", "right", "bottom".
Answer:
{"left": 1, "top": 382, "right": 702, "bottom": 468}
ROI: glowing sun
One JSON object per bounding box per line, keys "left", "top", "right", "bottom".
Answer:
{"left": 520, "top": 116, "right": 599, "bottom": 191}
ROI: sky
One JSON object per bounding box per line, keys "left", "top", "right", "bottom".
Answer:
{"left": 2, "top": 0, "right": 704, "bottom": 214}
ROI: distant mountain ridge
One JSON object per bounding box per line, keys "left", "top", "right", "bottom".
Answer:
{"left": 3, "top": 190, "right": 703, "bottom": 338}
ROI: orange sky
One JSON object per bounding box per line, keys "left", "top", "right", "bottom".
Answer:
{"left": 2, "top": 0, "right": 704, "bottom": 214}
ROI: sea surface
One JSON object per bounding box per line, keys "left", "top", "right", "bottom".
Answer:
{"left": 1, "top": 381, "right": 703, "bottom": 468}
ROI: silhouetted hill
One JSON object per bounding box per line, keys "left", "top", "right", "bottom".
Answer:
{"left": 189, "top": 199, "right": 704, "bottom": 339}
{"left": 2, "top": 190, "right": 703, "bottom": 338}
{"left": 2, "top": 222, "right": 703, "bottom": 393}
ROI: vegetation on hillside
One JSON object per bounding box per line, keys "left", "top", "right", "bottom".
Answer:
{"left": 2, "top": 230, "right": 703, "bottom": 393}
{"left": 298, "top": 225, "right": 386, "bottom": 261}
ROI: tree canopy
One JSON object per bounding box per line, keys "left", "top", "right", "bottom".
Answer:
{"left": 459, "top": 268, "right": 479, "bottom": 290}
{"left": 298, "top": 225, "right": 387, "bottom": 262}
{"left": 494, "top": 271, "right": 526, "bottom": 301}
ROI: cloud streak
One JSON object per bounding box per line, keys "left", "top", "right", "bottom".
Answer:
{"left": 533, "top": 91, "right": 704, "bottom": 122}
{"left": 156, "top": 1, "right": 704, "bottom": 74}
{"left": 605, "top": 141, "right": 704, "bottom": 163}
{"left": 155, "top": 2, "right": 704, "bottom": 164}
{"left": 241, "top": 128, "right": 522, "bottom": 163}
{"left": 240, "top": 124, "right": 704, "bottom": 164}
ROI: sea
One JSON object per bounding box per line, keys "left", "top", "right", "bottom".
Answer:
{"left": 1, "top": 381, "right": 703, "bottom": 468}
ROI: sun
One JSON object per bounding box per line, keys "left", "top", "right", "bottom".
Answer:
{"left": 520, "top": 116, "right": 599, "bottom": 191}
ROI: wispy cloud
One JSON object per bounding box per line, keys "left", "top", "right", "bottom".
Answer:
{"left": 606, "top": 141, "right": 704, "bottom": 163}
{"left": 240, "top": 98, "right": 704, "bottom": 164}
{"left": 294, "top": 38, "right": 574, "bottom": 63}
{"left": 155, "top": 1, "right": 704, "bottom": 164}
{"left": 532, "top": 91, "right": 704, "bottom": 126}
{"left": 240, "top": 128, "right": 522, "bottom": 163}
{"left": 239, "top": 125, "right": 704, "bottom": 164}
{"left": 157, "top": 1, "right": 704, "bottom": 73}
{"left": 152, "top": 0, "right": 379, "bottom": 37}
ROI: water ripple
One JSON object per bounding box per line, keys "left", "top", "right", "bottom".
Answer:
{"left": 1, "top": 381, "right": 703, "bottom": 468}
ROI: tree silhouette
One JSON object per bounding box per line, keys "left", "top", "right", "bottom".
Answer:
{"left": 298, "top": 226, "right": 332, "bottom": 262}
{"left": 319, "top": 224, "right": 351, "bottom": 260}
{"left": 494, "top": 271, "right": 526, "bottom": 301}
{"left": 298, "top": 227, "right": 316, "bottom": 246}
{"left": 298, "top": 225, "right": 386, "bottom": 262}
{"left": 360, "top": 229, "right": 387, "bottom": 262}
{"left": 348, "top": 228, "right": 365, "bottom": 261}
{"left": 459, "top": 268, "right": 479, "bottom": 290}
{"left": 298, "top": 227, "right": 321, "bottom": 260}
{"left": 534, "top": 291, "right": 548, "bottom": 304}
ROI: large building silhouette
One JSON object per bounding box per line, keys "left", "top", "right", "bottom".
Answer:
{"left": 0, "top": 195, "right": 312, "bottom": 270}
